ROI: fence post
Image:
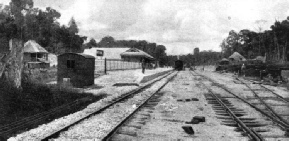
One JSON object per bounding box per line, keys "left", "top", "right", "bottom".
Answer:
{"left": 104, "top": 58, "right": 107, "bottom": 74}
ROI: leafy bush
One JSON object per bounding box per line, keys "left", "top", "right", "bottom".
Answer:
{"left": 0, "top": 69, "right": 106, "bottom": 126}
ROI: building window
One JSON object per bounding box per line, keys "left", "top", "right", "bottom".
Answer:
{"left": 96, "top": 50, "right": 104, "bottom": 56}
{"left": 31, "top": 53, "right": 36, "bottom": 58}
{"left": 67, "top": 60, "right": 75, "bottom": 68}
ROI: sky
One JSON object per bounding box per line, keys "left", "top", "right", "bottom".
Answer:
{"left": 1, "top": 0, "right": 289, "bottom": 55}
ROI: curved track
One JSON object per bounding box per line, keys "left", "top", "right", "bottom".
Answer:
{"left": 190, "top": 71, "right": 264, "bottom": 141}
{"left": 194, "top": 71, "right": 289, "bottom": 131}
{"left": 235, "top": 77, "right": 289, "bottom": 129}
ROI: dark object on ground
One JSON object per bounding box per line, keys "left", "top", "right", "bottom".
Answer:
{"left": 182, "top": 126, "right": 195, "bottom": 134}
{"left": 177, "top": 98, "right": 199, "bottom": 102}
{"left": 174, "top": 60, "right": 184, "bottom": 71}
{"left": 185, "top": 119, "right": 200, "bottom": 124}
{"left": 191, "top": 98, "right": 199, "bottom": 101}
{"left": 185, "top": 98, "right": 191, "bottom": 101}
{"left": 285, "top": 129, "right": 289, "bottom": 137}
{"left": 113, "top": 83, "right": 139, "bottom": 87}
{"left": 193, "top": 116, "right": 206, "bottom": 122}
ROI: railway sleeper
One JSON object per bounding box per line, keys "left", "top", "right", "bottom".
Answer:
{"left": 222, "top": 120, "right": 261, "bottom": 125}
{"left": 216, "top": 113, "right": 245, "bottom": 117}
{"left": 137, "top": 113, "right": 151, "bottom": 117}
{"left": 216, "top": 116, "right": 257, "bottom": 121}
{"left": 146, "top": 101, "right": 160, "bottom": 104}
{"left": 212, "top": 105, "right": 234, "bottom": 108}
{"left": 139, "top": 109, "right": 154, "bottom": 113}
{"left": 234, "top": 127, "right": 269, "bottom": 132}
{"left": 214, "top": 109, "right": 245, "bottom": 112}
{"left": 125, "top": 124, "right": 142, "bottom": 129}
{"left": 143, "top": 104, "right": 158, "bottom": 107}
{"left": 109, "top": 134, "right": 136, "bottom": 141}
{"left": 213, "top": 108, "right": 245, "bottom": 112}
{"left": 214, "top": 111, "right": 247, "bottom": 115}
{"left": 117, "top": 127, "right": 139, "bottom": 136}
{"left": 133, "top": 114, "right": 151, "bottom": 119}
{"left": 208, "top": 101, "right": 233, "bottom": 105}
{"left": 129, "top": 120, "right": 147, "bottom": 125}
{"left": 223, "top": 122, "right": 267, "bottom": 128}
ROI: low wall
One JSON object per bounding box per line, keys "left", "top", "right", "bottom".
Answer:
{"left": 139, "top": 69, "right": 172, "bottom": 83}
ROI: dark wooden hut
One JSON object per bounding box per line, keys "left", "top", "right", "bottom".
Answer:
{"left": 57, "top": 53, "right": 95, "bottom": 87}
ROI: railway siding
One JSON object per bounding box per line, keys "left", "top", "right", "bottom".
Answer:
{"left": 194, "top": 70, "right": 289, "bottom": 140}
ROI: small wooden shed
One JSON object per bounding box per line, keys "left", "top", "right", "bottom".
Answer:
{"left": 57, "top": 53, "right": 95, "bottom": 87}
{"left": 24, "top": 40, "right": 50, "bottom": 68}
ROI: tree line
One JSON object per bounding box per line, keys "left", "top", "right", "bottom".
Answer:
{"left": 167, "top": 47, "right": 221, "bottom": 67}
{"left": 0, "top": 0, "right": 86, "bottom": 54}
{"left": 220, "top": 17, "right": 289, "bottom": 64}
{"left": 0, "top": 0, "right": 220, "bottom": 69}
{"left": 84, "top": 36, "right": 168, "bottom": 67}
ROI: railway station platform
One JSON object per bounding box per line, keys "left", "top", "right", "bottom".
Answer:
{"left": 84, "top": 68, "right": 173, "bottom": 96}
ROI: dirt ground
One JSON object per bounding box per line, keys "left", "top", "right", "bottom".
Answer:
{"left": 9, "top": 68, "right": 289, "bottom": 140}
{"left": 135, "top": 71, "right": 247, "bottom": 140}
{"left": 133, "top": 70, "right": 287, "bottom": 141}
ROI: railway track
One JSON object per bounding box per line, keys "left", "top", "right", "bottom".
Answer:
{"left": 4, "top": 71, "right": 174, "bottom": 140}
{"left": 101, "top": 72, "right": 176, "bottom": 140}
{"left": 0, "top": 96, "right": 95, "bottom": 139}
{"left": 41, "top": 71, "right": 177, "bottom": 140}
{"left": 190, "top": 71, "right": 265, "bottom": 141}
{"left": 235, "top": 77, "right": 289, "bottom": 128}
{"left": 193, "top": 71, "right": 289, "bottom": 130}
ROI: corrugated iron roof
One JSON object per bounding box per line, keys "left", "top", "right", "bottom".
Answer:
{"left": 83, "top": 47, "right": 130, "bottom": 59}
{"left": 24, "top": 40, "right": 48, "bottom": 53}
{"left": 120, "top": 48, "right": 154, "bottom": 60}
{"left": 58, "top": 53, "right": 95, "bottom": 59}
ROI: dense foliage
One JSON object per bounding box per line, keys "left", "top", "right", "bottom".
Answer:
{"left": 167, "top": 48, "right": 221, "bottom": 67}
{"left": 220, "top": 18, "right": 289, "bottom": 64}
{"left": 84, "top": 36, "right": 168, "bottom": 67}
{"left": 0, "top": 1, "right": 86, "bottom": 54}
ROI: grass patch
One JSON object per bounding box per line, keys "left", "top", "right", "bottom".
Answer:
{"left": 0, "top": 68, "right": 107, "bottom": 137}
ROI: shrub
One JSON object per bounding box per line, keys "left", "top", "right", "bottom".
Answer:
{"left": 0, "top": 68, "right": 105, "bottom": 126}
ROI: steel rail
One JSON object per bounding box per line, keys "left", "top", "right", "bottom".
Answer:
{"left": 102, "top": 72, "right": 177, "bottom": 141}
{"left": 235, "top": 77, "right": 289, "bottom": 127}
{"left": 0, "top": 97, "right": 88, "bottom": 137}
{"left": 192, "top": 71, "right": 289, "bottom": 130}
{"left": 258, "top": 83, "right": 289, "bottom": 103}
{"left": 190, "top": 71, "right": 264, "bottom": 141}
{"left": 41, "top": 70, "right": 174, "bottom": 141}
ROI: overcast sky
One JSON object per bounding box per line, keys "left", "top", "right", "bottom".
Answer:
{"left": 1, "top": 0, "right": 289, "bottom": 55}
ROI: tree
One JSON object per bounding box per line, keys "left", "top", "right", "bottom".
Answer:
{"left": 98, "top": 36, "right": 115, "bottom": 47}
{"left": 10, "top": 0, "right": 34, "bottom": 38}
{"left": 0, "top": 0, "right": 33, "bottom": 89}
{"left": 68, "top": 17, "right": 78, "bottom": 34}
{"left": 84, "top": 38, "right": 97, "bottom": 48}
{"left": 254, "top": 20, "right": 267, "bottom": 55}
{"left": 154, "top": 45, "right": 167, "bottom": 67}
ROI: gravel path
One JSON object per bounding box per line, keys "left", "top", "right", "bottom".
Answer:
{"left": 8, "top": 69, "right": 172, "bottom": 141}
{"left": 54, "top": 72, "right": 177, "bottom": 140}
